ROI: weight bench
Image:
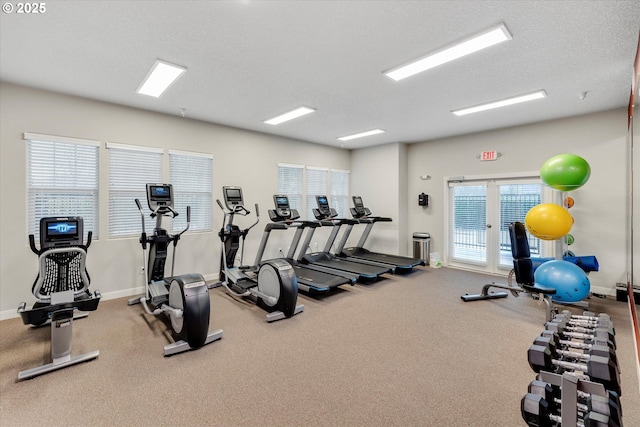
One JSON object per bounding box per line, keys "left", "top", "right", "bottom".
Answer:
{"left": 461, "top": 221, "right": 558, "bottom": 322}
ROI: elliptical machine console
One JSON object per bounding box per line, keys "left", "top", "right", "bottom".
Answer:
{"left": 128, "top": 183, "right": 222, "bottom": 356}
{"left": 217, "top": 186, "right": 303, "bottom": 322}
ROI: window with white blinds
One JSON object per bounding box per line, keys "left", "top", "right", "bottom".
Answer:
{"left": 306, "top": 167, "right": 328, "bottom": 219}
{"left": 277, "top": 164, "right": 303, "bottom": 213}
{"left": 277, "top": 164, "right": 350, "bottom": 220}
{"left": 107, "top": 142, "right": 162, "bottom": 237}
{"left": 330, "top": 169, "right": 350, "bottom": 217}
{"left": 26, "top": 133, "right": 99, "bottom": 240}
{"left": 169, "top": 150, "right": 213, "bottom": 233}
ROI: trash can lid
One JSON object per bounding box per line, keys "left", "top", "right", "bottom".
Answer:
{"left": 413, "top": 232, "right": 430, "bottom": 239}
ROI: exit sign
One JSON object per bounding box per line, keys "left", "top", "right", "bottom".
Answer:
{"left": 480, "top": 150, "right": 498, "bottom": 161}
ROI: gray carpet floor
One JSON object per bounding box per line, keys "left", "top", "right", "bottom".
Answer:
{"left": 1, "top": 267, "right": 638, "bottom": 426}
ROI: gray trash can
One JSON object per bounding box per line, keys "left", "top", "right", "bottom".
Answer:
{"left": 412, "top": 232, "right": 430, "bottom": 265}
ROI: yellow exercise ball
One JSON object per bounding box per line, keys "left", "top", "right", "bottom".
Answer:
{"left": 524, "top": 203, "right": 573, "bottom": 240}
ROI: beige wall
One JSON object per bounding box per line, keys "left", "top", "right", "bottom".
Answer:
{"left": 350, "top": 143, "right": 407, "bottom": 255}
{"left": 405, "top": 109, "right": 632, "bottom": 295}
{"left": 0, "top": 83, "right": 350, "bottom": 318}
{"left": 1, "top": 81, "right": 636, "bottom": 318}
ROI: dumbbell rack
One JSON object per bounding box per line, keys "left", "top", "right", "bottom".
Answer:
{"left": 539, "top": 371, "right": 611, "bottom": 426}
{"left": 522, "top": 311, "right": 623, "bottom": 426}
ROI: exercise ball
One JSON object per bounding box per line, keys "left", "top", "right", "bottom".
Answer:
{"left": 534, "top": 259, "right": 590, "bottom": 303}
{"left": 563, "top": 196, "right": 574, "bottom": 208}
{"left": 564, "top": 234, "right": 574, "bottom": 245}
{"left": 524, "top": 203, "right": 573, "bottom": 240}
{"left": 540, "top": 154, "right": 591, "bottom": 191}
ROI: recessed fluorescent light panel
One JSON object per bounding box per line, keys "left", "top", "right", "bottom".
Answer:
{"left": 137, "top": 60, "right": 187, "bottom": 98}
{"left": 451, "top": 90, "right": 547, "bottom": 116}
{"left": 337, "top": 129, "right": 385, "bottom": 141}
{"left": 384, "top": 23, "right": 512, "bottom": 81}
{"left": 264, "top": 106, "right": 316, "bottom": 125}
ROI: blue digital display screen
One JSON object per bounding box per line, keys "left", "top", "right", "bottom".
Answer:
{"left": 47, "top": 222, "right": 77, "bottom": 236}
{"left": 317, "top": 196, "right": 328, "bottom": 206}
{"left": 151, "top": 186, "right": 170, "bottom": 197}
{"left": 276, "top": 197, "right": 288, "bottom": 206}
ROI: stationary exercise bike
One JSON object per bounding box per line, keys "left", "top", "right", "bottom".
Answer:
{"left": 128, "top": 183, "right": 223, "bottom": 356}
{"left": 217, "top": 186, "right": 303, "bottom": 322}
{"left": 17, "top": 216, "right": 101, "bottom": 380}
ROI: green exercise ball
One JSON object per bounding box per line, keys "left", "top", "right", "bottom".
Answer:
{"left": 540, "top": 154, "right": 591, "bottom": 191}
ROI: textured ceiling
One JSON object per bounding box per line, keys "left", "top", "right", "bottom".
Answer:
{"left": 1, "top": 1, "right": 639, "bottom": 149}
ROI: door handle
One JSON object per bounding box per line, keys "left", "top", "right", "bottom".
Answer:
{"left": 486, "top": 224, "right": 492, "bottom": 228}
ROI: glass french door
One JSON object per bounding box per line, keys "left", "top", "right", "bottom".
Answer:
{"left": 447, "top": 177, "right": 551, "bottom": 274}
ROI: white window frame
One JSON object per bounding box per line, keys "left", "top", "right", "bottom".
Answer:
{"left": 444, "top": 171, "right": 555, "bottom": 274}
{"left": 25, "top": 132, "right": 100, "bottom": 241}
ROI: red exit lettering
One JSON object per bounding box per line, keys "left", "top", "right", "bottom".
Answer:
{"left": 481, "top": 151, "right": 497, "bottom": 161}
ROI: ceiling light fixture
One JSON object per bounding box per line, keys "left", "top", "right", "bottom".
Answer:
{"left": 451, "top": 90, "right": 547, "bottom": 116}
{"left": 264, "top": 106, "right": 316, "bottom": 125}
{"left": 337, "top": 129, "right": 385, "bottom": 141}
{"left": 384, "top": 23, "right": 512, "bottom": 82}
{"left": 137, "top": 60, "right": 187, "bottom": 98}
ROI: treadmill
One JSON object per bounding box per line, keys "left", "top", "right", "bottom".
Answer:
{"left": 298, "top": 196, "right": 392, "bottom": 282}
{"left": 267, "top": 195, "right": 355, "bottom": 293}
{"left": 334, "top": 196, "right": 426, "bottom": 273}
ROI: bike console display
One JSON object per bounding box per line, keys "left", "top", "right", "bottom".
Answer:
{"left": 40, "top": 216, "right": 84, "bottom": 249}
{"left": 146, "top": 183, "right": 174, "bottom": 211}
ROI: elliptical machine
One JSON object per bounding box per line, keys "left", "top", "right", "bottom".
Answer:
{"left": 217, "top": 186, "right": 303, "bottom": 322}
{"left": 17, "top": 216, "right": 101, "bottom": 380}
{"left": 128, "top": 183, "right": 222, "bottom": 356}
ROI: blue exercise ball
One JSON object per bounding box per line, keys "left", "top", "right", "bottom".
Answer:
{"left": 534, "top": 259, "right": 590, "bottom": 303}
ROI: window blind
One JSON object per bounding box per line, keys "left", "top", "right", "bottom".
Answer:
{"left": 330, "top": 169, "right": 350, "bottom": 217}
{"left": 26, "top": 134, "right": 99, "bottom": 240}
{"left": 169, "top": 150, "right": 213, "bottom": 233}
{"left": 277, "top": 163, "right": 303, "bottom": 213}
{"left": 107, "top": 142, "right": 162, "bottom": 237}
{"left": 306, "top": 167, "right": 328, "bottom": 220}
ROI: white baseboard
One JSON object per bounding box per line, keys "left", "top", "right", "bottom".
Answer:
{"left": 203, "top": 273, "right": 218, "bottom": 283}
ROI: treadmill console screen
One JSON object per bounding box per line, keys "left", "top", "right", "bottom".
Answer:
{"left": 275, "top": 195, "right": 289, "bottom": 209}
{"left": 316, "top": 195, "right": 331, "bottom": 216}
{"left": 352, "top": 196, "right": 367, "bottom": 215}
{"left": 273, "top": 195, "right": 291, "bottom": 218}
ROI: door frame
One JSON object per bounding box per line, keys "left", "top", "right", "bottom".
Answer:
{"left": 443, "top": 171, "right": 556, "bottom": 275}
